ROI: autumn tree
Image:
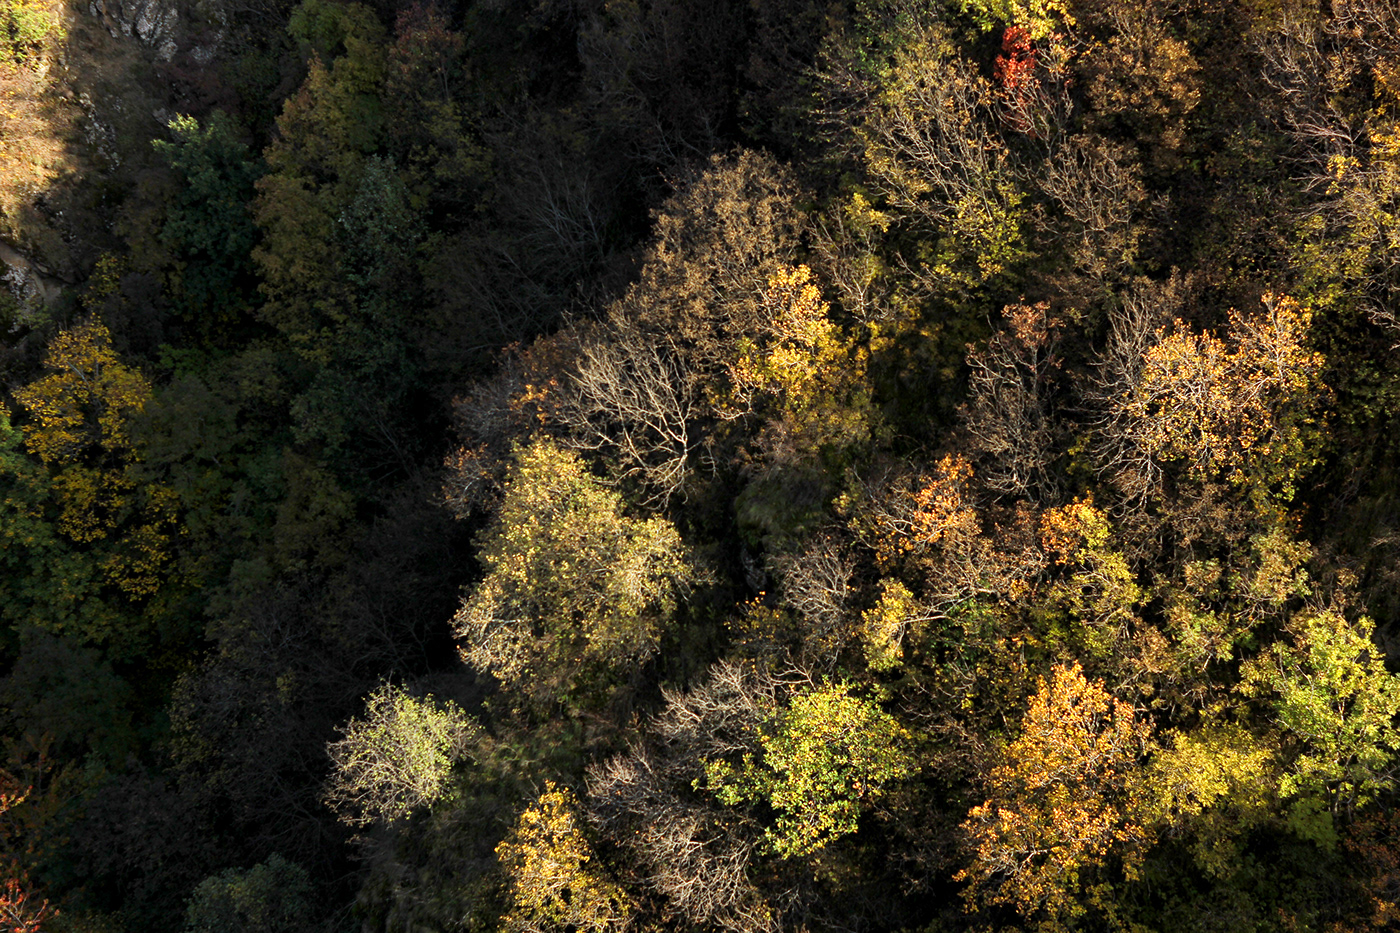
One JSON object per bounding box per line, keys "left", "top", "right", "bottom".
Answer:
{"left": 764, "top": 534, "right": 860, "bottom": 671}
{"left": 615, "top": 150, "right": 806, "bottom": 376}
{"left": 960, "top": 662, "right": 1151, "bottom": 923}
{"left": 1100, "top": 293, "right": 1328, "bottom": 508}
{"left": 14, "top": 319, "right": 152, "bottom": 477}
{"left": 820, "top": 8, "right": 1027, "bottom": 292}
{"left": 809, "top": 191, "right": 900, "bottom": 329}
{"left": 1135, "top": 722, "right": 1277, "bottom": 879}
{"left": 325, "top": 683, "right": 476, "bottom": 826}
{"left": 556, "top": 320, "right": 699, "bottom": 507}
{"left": 0, "top": 772, "right": 54, "bottom": 933}
{"left": 0, "top": 321, "right": 184, "bottom": 654}
{"left": 587, "top": 662, "right": 791, "bottom": 932}
{"left": 1256, "top": 7, "right": 1400, "bottom": 314}
{"left": 705, "top": 681, "right": 916, "bottom": 858}
{"left": 1086, "top": 276, "right": 1184, "bottom": 506}
{"left": 588, "top": 746, "right": 774, "bottom": 933}
{"left": 382, "top": 2, "right": 483, "bottom": 214}
{"left": 440, "top": 335, "right": 578, "bottom": 520}
{"left": 857, "top": 578, "right": 920, "bottom": 673}
{"left": 852, "top": 454, "right": 1046, "bottom": 614}
{"left": 709, "top": 262, "right": 874, "bottom": 543}
{"left": 0, "top": 874, "right": 51, "bottom": 933}
{"left": 0, "top": 408, "right": 117, "bottom": 652}
{"left": 1037, "top": 497, "right": 1146, "bottom": 670}
{"left": 1076, "top": 0, "right": 1202, "bottom": 171}
{"left": 253, "top": 0, "right": 387, "bottom": 349}
{"left": 497, "top": 783, "right": 632, "bottom": 933}
{"left": 1037, "top": 135, "right": 1146, "bottom": 280}
{"left": 960, "top": 0, "right": 1071, "bottom": 39}
{"left": 453, "top": 439, "right": 698, "bottom": 711}
{"left": 1156, "top": 524, "right": 1309, "bottom": 678}
{"left": 723, "top": 264, "right": 872, "bottom": 460}
{"left": 960, "top": 301, "right": 1063, "bottom": 502}
{"left": 993, "top": 26, "right": 1075, "bottom": 143}
{"left": 456, "top": 151, "right": 809, "bottom": 510}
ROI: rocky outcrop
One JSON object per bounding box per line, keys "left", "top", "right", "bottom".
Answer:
{"left": 0, "top": 0, "right": 232, "bottom": 307}
{"left": 89, "top": 0, "right": 179, "bottom": 60}
{"left": 0, "top": 241, "right": 64, "bottom": 310}
{"left": 86, "top": 0, "right": 226, "bottom": 64}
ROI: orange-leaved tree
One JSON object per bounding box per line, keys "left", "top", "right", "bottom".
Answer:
{"left": 959, "top": 661, "right": 1150, "bottom": 923}
{"left": 1127, "top": 294, "right": 1326, "bottom": 505}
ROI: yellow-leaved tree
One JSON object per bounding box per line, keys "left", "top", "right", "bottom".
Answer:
{"left": 0, "top": 320, "right": 183, "bottom": 653}
{"left": 725, "top": 264, "right": 871, "bottom": 458}
{"left": 497, "top": 783, "right": 632, "bottom": 933}
{"left": 959, "top": 662, "right": 1151, "bottom": 924}
{"left": 958, "top": 0, "right": 1072, "bottom": 40}
{"left": 14, "top": 319, "right": 154, "bottom": 542}
{"left": 453, "top": 438, "right": 698, "bottom": 711}
{"left": 1114, "top": 293, "right": 1327, "bottom": 507}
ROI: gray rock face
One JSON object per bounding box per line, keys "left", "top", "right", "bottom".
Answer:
{"left": 88, "top": 0, "right": 183, "bottom": 61}
{"left": 0, "top": 241, "right": 62, "bottom": 313}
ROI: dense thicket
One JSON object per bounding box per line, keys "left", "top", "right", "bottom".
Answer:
{"left": 1, "top": 0, "right": 1400, "bottom": 931}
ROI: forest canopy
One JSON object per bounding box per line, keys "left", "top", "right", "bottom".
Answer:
{"left": 0, "top": 0, "right": 1398, "bottom": 931}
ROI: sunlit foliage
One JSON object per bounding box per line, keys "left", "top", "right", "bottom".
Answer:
{"left": 1121, "top": 294, "right": 1327, "bottom": 504}
{"left": 454, "top": 438, "right": 697, "bottom": 710}
{"left": 8, "top": 0, "right": 1400, "bottom": 929}
{"left": 325, "top": 683, "right": 476, "bottom": 825}
{"left": 960, "top": 662, "right": 1150, "bottom": 921}
{"left": 706, "top": 682, "right": 915, "bottom": 858}
{"left": 497, "top": 783, "right": 632, "bottom": 933}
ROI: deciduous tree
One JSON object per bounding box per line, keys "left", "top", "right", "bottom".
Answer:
{"left": 497, "top": 783, "right": 632, "bottom": 933}
{"left": 705, "top": 682, "right": 916, "bottom": 858}
{"left": 2, "top": 322, "right": 185, "bottom": 652}
{"left": 1242, "top": 610, "right": 1400, "bottom": 827}
{"left": 556, "top": 321, "right": 698, "bottom": 507}
{"left": 820, "top": 9, "right": 1027, "bottom": 291}
{"left": 616, "top": 150, "right": 806, "bottom": 377}
{"left": 723, "top": 264, "right": 872, "bottom": 464}
{"left": 959, "top": 662, "right": 1150, "bottom": 922}
{"left": 325, "top": 683, "right": 476, "bottom": 826}
{"left": 587, "top": 662, "right": 791, "bottom": 932}
{"left": 1106, "top": 293, "right": 1328, "bottom": 508}
{"left": 453, "top": 439, "right": 698, "bottom": 711}
{"left": 961, "top": 301, "right": 1063, "bottom": 502}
